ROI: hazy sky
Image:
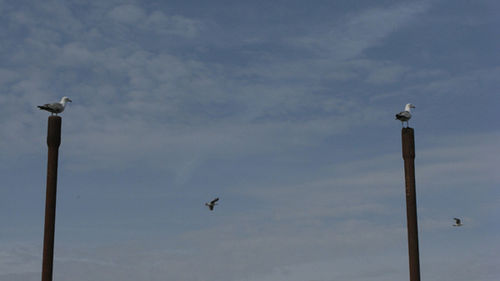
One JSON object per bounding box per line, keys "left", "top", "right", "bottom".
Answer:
{"left": 1, "top": 0, "right": 499, "bottom": 280}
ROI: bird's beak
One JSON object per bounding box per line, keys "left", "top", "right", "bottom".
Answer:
{"left": 68, "top": 99, "right": 72, "bottom": 102}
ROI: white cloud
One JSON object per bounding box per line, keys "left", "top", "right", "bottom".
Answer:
{"left": 108, "top": 4, "right": 146, "bottom": 24}
{"left": 417, "top": 132, "right": 500, "bottom": 186}
{"left": 106, "top": 4, "right": 200, "bottom": 37}
{"left": 144, "top": 11, "right": 201, "bottom": 37}
{"left": 0, "top": 68, "right": 20, "bottom": 85}
{"left": 291, "top": 2, "right": 430, "bottom": 60}
{"left": 1, "top": 2, "right": 499, "bottom": 280}
{"left": 59, "top": 43, "right": 95, "bottom": 65}
{"left": 423, "top": 67, "right": 500, "bottom": 96}
{"left": 0, "top": 243, "right": 40, "bottom": 276}
{"left": 365, "top": 64, "right": 409, "bottom": 84}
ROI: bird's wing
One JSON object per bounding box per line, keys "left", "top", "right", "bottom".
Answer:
{"left": 396, "top": 111, "right": 412, "bottom": 121}
{"left": 41, "top": 102, "right": 64, "bottom": 113}
{"left": 38, "top": 103, "right": 57, "bottom": 113}
{"left": 211, "top": 198, "right": 219, "bottom": 204}
{"left": 38, "top": 104, "right": 52, "bottom": 110}
{"left": 454, "top": 218, "right": 461, "bottom": 223}
{"left": 209, "top": 205, "right": 214, "bottom": 210}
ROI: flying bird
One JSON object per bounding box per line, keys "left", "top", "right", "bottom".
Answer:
{"left": 37, "top": 97, "right": 72, "bottom": 115}
{"left": 205, "top": 197, "right": 219, "bottom": 211}
{"left": 453, "top": 218, "right": 463, "bottom": 227}
{"left": 395, "top": 103, "right": 415, "bottom": 127}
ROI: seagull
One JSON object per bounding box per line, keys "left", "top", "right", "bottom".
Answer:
{"left": 37, "top": 97, "right": 72, "bottom": 115}
{"left": 395, "top": 103, "right": 415, "bottom": 127}
{"left": 453, "top": 218, "right": 463, "bottom": 227}
{"left": 205, "top": 197, "right": 219, "bottom": 211}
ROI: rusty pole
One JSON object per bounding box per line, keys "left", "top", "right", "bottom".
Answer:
{"left": 401, "top": 127, "right": 421, "bottom": 281}
{"left": 41, "top": 116, "right": 61, "bottom": 281}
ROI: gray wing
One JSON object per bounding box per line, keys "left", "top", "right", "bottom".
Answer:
{"left": 396, "top": 111, "right": 411, "bottom": 121}
{"left": 38, "top": 102, "right": 64, "bottom": 113}
{"left": 48, "top": 103, "right": 64, "bottom": 113}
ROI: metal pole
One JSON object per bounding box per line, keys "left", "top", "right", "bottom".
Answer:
{"left": 401, "top": 127, "right": 421, "bottom": 281}
{"left": 42, "top": 116, "right": 61, "bottom": 281}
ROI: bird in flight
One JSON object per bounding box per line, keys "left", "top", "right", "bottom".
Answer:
{"left": 205, "top": 198, "right": 219, "bottom": 211}
{"left": 453, "top": 218, "right": 463, "bottom": 227}
{"left": 395, "top": 103, "right": 415, "bottom": 127}
{"left": 37, "top": 97, "right": 72, "bottom": 115}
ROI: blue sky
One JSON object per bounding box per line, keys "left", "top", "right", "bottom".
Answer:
{"left": 1, "top": 0, "right": 499, "bottom": 280}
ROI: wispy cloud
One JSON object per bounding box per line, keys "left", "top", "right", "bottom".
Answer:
{"left": 108, "top": 4, "right": 200, "bottom": 37}
{"left": 1, "top": 1, "right": 499, "bottom": 280}
{"left": 291, "top": 2, "right": 430, "bottom": 60}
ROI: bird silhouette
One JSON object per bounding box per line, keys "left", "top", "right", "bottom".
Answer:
{"left": 205, "top": 197, "right": 219, "bottom": 211}
{"left": 396, "top": 103, "right": 415, "bottom": 127}
{"left": 38, "top": 97, "right": 72, "bottom": 115}
{"left": 453, "top": 218, "right": 463, "bottom": 227}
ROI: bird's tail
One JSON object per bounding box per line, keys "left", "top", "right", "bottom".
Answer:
{"left": 38, "top": 105, "right": 50, "bottom": 110}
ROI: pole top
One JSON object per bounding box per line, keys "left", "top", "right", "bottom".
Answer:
{"left": 47, "top": 116, "right": 62, "bottom": 148}
{"left": 402, "top": 127, "right": 414, "bottom": 133}
{"left": 402, "top": 127, "right": 415, "bottom": 159}
{"left": 48, "top": 115, "right": 62, "bottom": 121}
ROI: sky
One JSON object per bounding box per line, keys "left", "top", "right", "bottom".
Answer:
{"left": 0, "top": 0, "right": 499, "bottom": 280}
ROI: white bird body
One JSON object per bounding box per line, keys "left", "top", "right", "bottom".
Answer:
{"left": 205, "top": 197, "right": 219, "bottom": 211}
{"left": 38, "top": 97, "right": 72, "bottom": 115}
{"left": 396, "top": 103, "right": 415, "bottom": 126}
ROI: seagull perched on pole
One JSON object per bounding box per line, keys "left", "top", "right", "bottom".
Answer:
{"left": 395, "top": 103, "right": 415, "bottom": 127}
{"left": 453, "top": 218, "right": 463, "bottom": 227}
{"left": 205, "top": 197, "right": 219, "bottom": 211}
{"left": 37, "top": 97, "right": 72, "bottom": 115}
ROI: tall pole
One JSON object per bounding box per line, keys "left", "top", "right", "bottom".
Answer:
{"left": 401, "top": 127, "right": 421, "bottom": 281}
{"left": 42, "top": 116, "right": 61, "bottom": 281}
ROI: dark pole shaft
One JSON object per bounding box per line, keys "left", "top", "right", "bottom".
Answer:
{"left": 42, "top": 116, "right": 61, "bottom": 281}
{"left": 401, "top": 127, "right": 421, "bottom": 281}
